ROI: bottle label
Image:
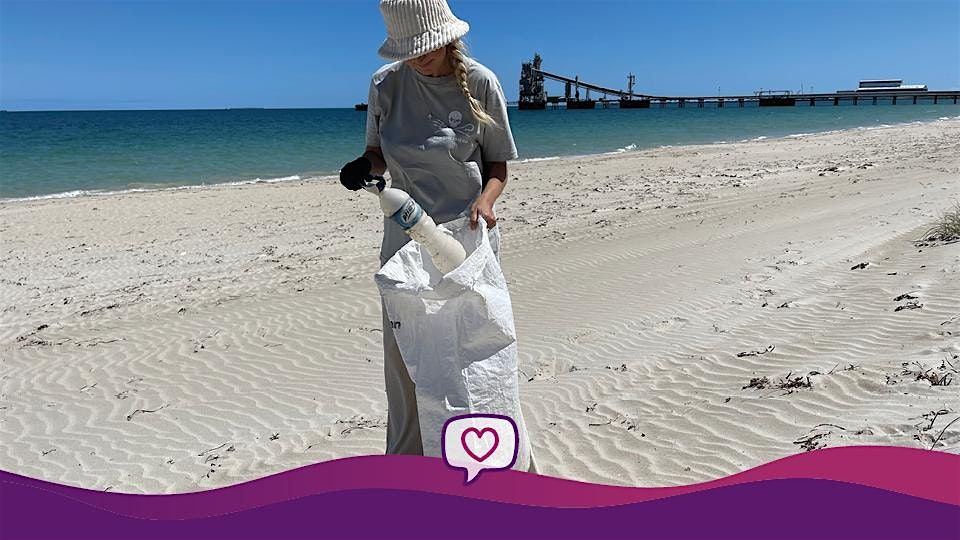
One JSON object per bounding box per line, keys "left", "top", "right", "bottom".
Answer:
{"left": 391, "top": 198, "right": 423, "bottom": 230}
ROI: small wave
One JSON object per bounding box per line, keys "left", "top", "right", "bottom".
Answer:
{"left": 604, "top": 143, "right": 638, "bottom": 155}
{"left": 785, "top": 129, "right": 843, "bottom": 139}
{"left": 517, "top": 156, "right": 560, "bottom": 163}
{"left": 4, "top": 189, "right": 101, "bottom": 202}
{"left": 220, "top": 174, "right": 302, "bottom": 187}
{"left": 1, "top": 174, "right": 304, "bottom": 204}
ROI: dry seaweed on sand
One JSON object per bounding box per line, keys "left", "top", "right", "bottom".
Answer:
{"left": 743, "top": 376, "right": 771, "bottom": 390}
{"left": 743, "top": 371, "right": 815, "bottom": 393}
{"left": 894, "top": 301, "right": 923, "bottom": 312}
{"left": 736, "top": 345, "right": 775, "bottom": 358}
{"left": 899, "top": 361, "right": 954, "bottom": 387}
{"left": 929, "top": 416, "right": 960, "bottom": 450}
{"left": 793, "top": 423, "right": 871, "bottom": 452}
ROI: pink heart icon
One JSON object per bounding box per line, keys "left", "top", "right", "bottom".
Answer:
{"left": 460, "top": 427, "right": 499, "bottom": 462}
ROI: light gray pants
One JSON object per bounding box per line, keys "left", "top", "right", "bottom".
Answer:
{"left": 382, "top": 302, "right": 424, "bottom": 455}
{"left": 381, "top": 303, "right": 539, "bottom": 473}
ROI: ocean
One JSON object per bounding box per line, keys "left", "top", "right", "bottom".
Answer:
{"left": 1, "top": 103, "right": 958, "bottom": 200}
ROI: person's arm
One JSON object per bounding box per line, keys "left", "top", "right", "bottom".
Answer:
{"left": 471, "top": 71, "right": 517, "bottom": 229}
{"left": 470, "top": 161, "right": 507, "bottom": 229}
{"left": 338, "top": 77, "right": 386, "bottom": 187}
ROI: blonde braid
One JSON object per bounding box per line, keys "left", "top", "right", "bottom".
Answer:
{"left": 448, "top": 40, "right": 496, "bottom": 127}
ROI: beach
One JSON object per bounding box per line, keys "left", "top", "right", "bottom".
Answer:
{"left": 1, "top": 119, "right": 958, "bottom": 493}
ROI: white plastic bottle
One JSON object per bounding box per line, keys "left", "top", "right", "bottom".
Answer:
{"left": 364, "top": 177, "right": 467, "bottom": 274}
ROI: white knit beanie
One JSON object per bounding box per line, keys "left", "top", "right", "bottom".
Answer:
{"left": 377, "top": 0, "right": 470, "bottom": 61}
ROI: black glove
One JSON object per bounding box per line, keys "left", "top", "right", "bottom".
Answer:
{"left": 339, "top": 156, "right": 372, "bottom": 191}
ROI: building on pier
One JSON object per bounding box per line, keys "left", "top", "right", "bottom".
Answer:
{"left": 519, "top": 53, "right": 547, "bottom": 110}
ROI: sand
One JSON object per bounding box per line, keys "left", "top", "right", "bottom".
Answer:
{"left": 1, "top": 120, "right": 958, "bottom": 493}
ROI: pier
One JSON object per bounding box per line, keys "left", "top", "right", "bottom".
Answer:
{"left": 517, "top": 54, "right": 959, "bottom": 110}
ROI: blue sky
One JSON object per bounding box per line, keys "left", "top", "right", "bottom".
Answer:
{"left": 1, "top": 0, "right": 958, "bottom": 111}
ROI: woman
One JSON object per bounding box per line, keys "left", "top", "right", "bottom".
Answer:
{"left": 339, "top": 0, "right": 535, "bottom": 471}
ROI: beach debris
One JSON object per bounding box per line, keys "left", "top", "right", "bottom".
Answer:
{"left": 943, "top": 355, "right": 960, "bottom": 373}
{"left": 77, "top": 337, "right": 121, "bottom": 347}
{"left": 14, "top": 323, "right": 59, "bottom": 347}
{"left": 794, "top": 431, "right": 830, "bottom": 452}
{"left": 894, "top": 301, "right": 923, "bottom": 312}
{"left": 893, "top": 292, "right": 918, "bottom": 302}
{"left": 736, "top": 345, "right": 775, "bottom": 358}
{"left": 856, "top": 162, "right": 874, "bottom": 169}
{"left": 79, "top": 302, "right": 120, "bottom": 317}
{"left": 605, "top": 363, "right": 629, "bottom": 372}
{"left": 793, "top": 423, "right": 869, "bottom": 452}
{"left": 126, "top": 404, "right": 169, "bottom": 421}
{"left": 191, "top": 329, "right": 221, "bottom": 353}
{"left": 269, "top": 433, "right": 280, "bottom": 441}
{"left": 917, "top": 409, "right": 952, "bottom": 433}
{"left": 197, "top": 442, "right": 235, "bottom": 457}
{"left": 588, "top": 413, "right": 639, "bottom": 431}
{"left": 850, "top": 262, "right": 870, "bottom": 270}
{"left": 777, "top": 372, "right": 813, "bottom": 392}
{"left": 333, "top": 415, "right": 386, "bottom": 436}
{"left": 929, "top": 416, "right": 960, "bottom": 450}
{"left": 743, "top": 371, "right": 814, "bottom": 393}
{"left": 898, "top": 361, "right": 953, "bottom": 386}
{"left": 743, "top": 377, "right": 770, "bottom": 390}
{"left": 826, "top": 363, "right": 859, "bottom": 374}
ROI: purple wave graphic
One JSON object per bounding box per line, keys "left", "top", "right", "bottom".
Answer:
{"left": 2, "top": 479, "right": 958, "bottom": 539}
{"left": 1, "top": 446, "right": 956, "bottom": 524}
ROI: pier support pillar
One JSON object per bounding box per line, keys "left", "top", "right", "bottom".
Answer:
{"left": 853, "top": 96, "right": 858, "bottom": 105}
{"left": 913, "top": 96, "right": 917, "bottom": 104}
{"left": 738, "top": 98, "right": 744, "bottom": 108}
{"left": 833, "top": 97, "right": 839, "bottom": 106}
{"left": 872, "top": 96, "right": 877, "bottom": 105}
{"left": 892, "top": 96, "right": 897, "bottom": 105}
{"left": 660, "top": 99, "right": 666, "bottom": 108}
{"left": 679, "top": 99, "right": 685, "bottom": 108}
{"left": 933, "top": 96, "right": 938, "bottom": 104}
{"left": 698, "top": 99, "right": 704, "bottom": 108}
{"left": 718, "top": 99, "right": 724, "bottom": 108}
{"left": 809, "top": 98, "right": 815, "bottom": 106}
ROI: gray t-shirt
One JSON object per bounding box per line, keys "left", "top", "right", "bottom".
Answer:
{"left": 365, "top": 58, "right": 518, "bottom": 264}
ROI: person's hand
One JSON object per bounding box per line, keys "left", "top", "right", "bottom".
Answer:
{"left": 339, "top": 156, "right": 372, "bottom": 191}
{"left": 470, "top": 195, "right": 497, "bottom": 230}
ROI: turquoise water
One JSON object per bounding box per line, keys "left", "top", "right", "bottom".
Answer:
{"left": 1, "top": 102, "right": 958, "bottom": 200}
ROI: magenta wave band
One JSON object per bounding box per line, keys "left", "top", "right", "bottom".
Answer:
{"left": 0, "top": 446, "right": 956, "bottom": 520}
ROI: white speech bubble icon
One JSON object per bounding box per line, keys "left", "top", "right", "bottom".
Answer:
{"left": 442, "top": 413, "right": 518, "bottom": 484}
